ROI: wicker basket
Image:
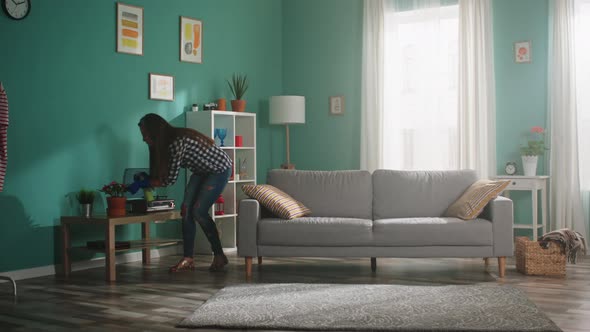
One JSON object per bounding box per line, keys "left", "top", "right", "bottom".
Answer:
{"left": 515, "top": 236, "right": 566, "bottom": 277}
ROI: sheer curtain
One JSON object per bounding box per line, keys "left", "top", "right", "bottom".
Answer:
{"left": 574, "top": 0, "right": 590, "bottom": 239}
{"left": 361, "top": 0, "right": 495, "bottom": 177}
{"left": 458, "top": 0, "right": 496, "bottom": 178}
{"left": 548, "top": 0, "right": 587, "bottom": 237}
{"left": 361, "top": 0, "right": 385, "bottom": 172}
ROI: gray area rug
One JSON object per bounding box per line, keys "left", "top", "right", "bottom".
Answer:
{"left": 178, "top": 283, "right": 561, "bottom": 331}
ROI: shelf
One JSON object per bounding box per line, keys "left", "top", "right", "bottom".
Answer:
{"left": 220, "top": 146, "right": 255, "bottom": 150}
{"left": 513, "top": 224, "right": 543, "bottom": 229}
{"left": 229, "top": 179, "right": 255, "bottom": 184}
{"left": 72, "top": 239, "right": 182, "bottom": 253}
{"left": 213, "top": 214, "right": 238, "bottom": 219}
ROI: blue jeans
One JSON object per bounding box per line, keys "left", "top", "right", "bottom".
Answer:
{"left": 182, "top": 168, "right": 231, "bottom": 257}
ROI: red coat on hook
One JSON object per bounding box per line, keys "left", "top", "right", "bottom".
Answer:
{"left": 0, "top": 82, "right": 8, "bottom": 192}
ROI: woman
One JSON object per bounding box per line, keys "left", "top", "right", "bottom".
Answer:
{"left": 138, "top": 113, "right": 232, "bottom": 272}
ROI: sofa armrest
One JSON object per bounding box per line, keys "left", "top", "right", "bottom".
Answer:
{"left": 481, "top": 196, "right": 514, "bottom": 257}
{"left": 237, "top": 199, "right": 260, "bottom": 257}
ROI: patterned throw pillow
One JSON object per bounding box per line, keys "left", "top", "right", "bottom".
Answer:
{"left": 241, "top": 184, "right": 311, "bottom": 220}
{"left": 444, "top": 179, "right": 510, "bottom": 220}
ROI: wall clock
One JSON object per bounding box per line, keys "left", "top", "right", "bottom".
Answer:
{"left": 2, "top": 0, "right": 30, "bottom": 20}
{"left": 505, "top": 161, "right": 517, "bottom": 175}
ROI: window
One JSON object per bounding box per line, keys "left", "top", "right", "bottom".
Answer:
{"left": 382, "top": 3, "right": 459, "bottom": 170}
{"left": 576, "top": 0, "right": 590, "bottom": 189}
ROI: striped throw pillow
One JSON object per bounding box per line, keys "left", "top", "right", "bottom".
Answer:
{"left": 242, "top": 184, "right": 311, "bottom": 220}
{"left": 444, "top": 179, "right": 510, "bottom": 220}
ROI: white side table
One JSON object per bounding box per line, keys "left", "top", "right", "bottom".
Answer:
{"left": 494, "top": 176, "right": 549, "bottom": 240}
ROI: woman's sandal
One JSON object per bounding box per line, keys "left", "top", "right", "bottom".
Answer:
{"left": 169, "top": 258, "right": 195, "bottom": 273}
{"left": 209, "top": 255, "right": 228, "bottom": 272}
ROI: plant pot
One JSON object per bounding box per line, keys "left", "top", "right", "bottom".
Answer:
{"left": 522, "top": 155, "right": 538, "bottom": 176}
{"left": 80, "top": 203, "right": 93, "bottom": 218}
{"left": 231, "top": 99, "right": 246, "bottom": 112}
{"left": 106, "top": 197, "right": 127, "bottom": 217}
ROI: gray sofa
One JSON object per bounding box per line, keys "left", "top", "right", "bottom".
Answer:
{"left": 238, "top": 169, "right": 513, "bottom": 277}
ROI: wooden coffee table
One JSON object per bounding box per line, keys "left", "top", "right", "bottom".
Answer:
{"left": 60, "top": 210, "right": 181, "bottom": 282}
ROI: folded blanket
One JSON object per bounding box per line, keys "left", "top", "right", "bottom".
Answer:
{"left": 538, "top": 229, "right": 587, "bottom": 264}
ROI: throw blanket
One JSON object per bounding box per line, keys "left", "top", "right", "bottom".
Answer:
{"left": 539, "top": 228, "right": 587, "bottom": 264}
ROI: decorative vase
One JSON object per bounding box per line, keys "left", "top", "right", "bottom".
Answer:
{"left": 80, "top": 203, "right": 92, "bottom": 218}
{"left": 106, "top": 197, "right": 127, "bottom": 217}
{"left": 231, "top": 99, "right": 246, "bottom": 112}
{"left": 522, "top": 155, "right": 538, "bottom": 176}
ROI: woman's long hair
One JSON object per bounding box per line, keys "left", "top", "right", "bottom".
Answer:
{"left": 138, "top": 113, "right": 214, "bottom": 181}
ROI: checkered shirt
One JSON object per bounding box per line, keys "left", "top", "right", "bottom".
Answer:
{"left": 162, "top": 136, "right": 232, "bottom": 186}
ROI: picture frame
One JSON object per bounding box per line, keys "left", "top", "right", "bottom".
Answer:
{"left": 329, "top": 96, "right": 345, "bottom": 115}
{"left": 116, "top": 2, "right": 143, "bottom": 56}
{"left": 514, "top": 41, "right": 531, "bottom": 63}
{"left": 149, "top": 73, "right": 174, "bottom": 101}
{"left": 180, "top": 16, "right": 203, "bottom": 63}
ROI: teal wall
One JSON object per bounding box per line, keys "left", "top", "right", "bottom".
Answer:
{"left": 283, "top": 0, "right": 363, "bottom": 170}
{"left": 493, "top": 0, "right": 549, "bottom": 232}
{"left": 0, "top": 0, "right": 283, "bottom": 272}
{"left": 0, "top": 0, "right": 551, "bottom": 273}
{"left": 283, "top": 0, "right": 549, "bottom": 232}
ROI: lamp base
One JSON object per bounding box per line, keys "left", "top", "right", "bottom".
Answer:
{"left": 280, "top": 163, "right": 295, "bottom": 170}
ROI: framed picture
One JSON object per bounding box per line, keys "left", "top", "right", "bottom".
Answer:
{"left": 116, "top": 3, "right": 143, "bottom": 56}
{"left": 180, "top": 16, "right": 203, "bottom": 63}
{"left": 149, "top": 73, "right": 174, "bottom": 101}
{"left": 514, "top": 41, "right": 531, "bottom": 63}
{"left": 329, "top": 96, "right": 345, "bottom": 115}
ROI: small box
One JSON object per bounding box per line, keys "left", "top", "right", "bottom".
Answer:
{"left": 235, "top": 135, "right": 243, "bottom": 147}
{"left": 515, "top": 237, "right": 566, "bottom": 277}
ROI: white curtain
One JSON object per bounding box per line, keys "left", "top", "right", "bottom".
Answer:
{"left": 361, "top": 0, "right": 495, "bottom": 178}
{"left": 574, "top": 0, "right": 590, "bottom": 240}
{"left": 548, "top": 0, "right": 587, "bottom": 236}
{"left": 458, "top": 0, "right": 496, "bottom": 179}
{"left": 361, "top": 0, "right": 385, "bottom": 172}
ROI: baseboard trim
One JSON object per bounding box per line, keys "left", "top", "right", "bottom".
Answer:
{"left": 0, "top": 245, "right": 182, "bottom": 281}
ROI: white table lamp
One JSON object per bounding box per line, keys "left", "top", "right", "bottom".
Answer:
{"left": 269, "top": 95, "right": 305, "bottom": 169}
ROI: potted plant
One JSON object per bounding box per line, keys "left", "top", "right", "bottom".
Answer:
{"left": 226, "top": 73, "right": 249, "bottom": 112}
{"left": 100, "top": 181, "right": 127, "bottom": 217}
{"left": 520, "top": 126, "right": 547, "bottom": 176}
{"left": 76, "top": 189, "right": 96, "bottom": 218}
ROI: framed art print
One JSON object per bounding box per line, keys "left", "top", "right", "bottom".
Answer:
{"left": 117, "top": 3, "right": 143, "bottom": 56}
{"left": 514, "top": 41, "right": 531, "bottom": 63}
{"left": 149, "top": 73, "right": 174, "bottom": 101}
{"left": 329, "top": 96, "right": 345, "bottom": 115}
{"left": 180, "top": 16, "right": 202, "bottom": 63}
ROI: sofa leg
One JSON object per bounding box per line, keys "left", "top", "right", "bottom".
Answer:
{"left": 245, "top": 257, "right": 253, "bottom": 277}
{"left": 484, "top": 258, "right": 490, "bottom": 266}
{"left": 497, "top": 257, "right": 506, "bottom": 278}
{"left": 371, "top": 257, "right": 376, "bottom": 272}
{"left": 258, "top": 257, "right": 263, "bottom": 265}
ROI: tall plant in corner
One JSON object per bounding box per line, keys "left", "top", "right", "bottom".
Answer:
{"left": 227, "top": 73, "right": 249, "bottom": 112}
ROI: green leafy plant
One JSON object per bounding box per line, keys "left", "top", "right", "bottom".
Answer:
{"left": 76, "top": 189, "right": 96, "bottom": 204}
{"left": 226, "top": 73, "right": 249, "bottom": 100}
{"left": 100, "top": 181, "right": 127, "bottom": 197}
{"left": 520, "top": 126, "right": 547, "bottom": 156}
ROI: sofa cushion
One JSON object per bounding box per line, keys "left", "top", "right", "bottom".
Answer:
{"left": 258, "top": 217, "right": 374, "bottom": 246}
{"left": 242, "top": 184, "right": 311, "bottom": 219}
{"left": 373, "top": 169, "right": 478, "bottom": 219}
{"left": 267, "top": 170, "right": 373, "bottom": 219}
{"left": 373, "top": 217, "right": 493, "bottom": 246}
{"left": 444, "top": 179, "right": 510, "bottom": 220}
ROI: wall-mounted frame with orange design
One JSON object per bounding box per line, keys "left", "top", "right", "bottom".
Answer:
{"left": 116, "top": 3, "right": 143, "bottom": 56}
{"left": 514, "top": 40, "right": 531, "bottom": 64}
{"left": 180, "top": 16, "right": 203, "bottom": 64}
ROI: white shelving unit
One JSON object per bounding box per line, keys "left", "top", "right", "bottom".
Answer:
{"left": 185, "top": 111, "right": 257, "bottom": 253}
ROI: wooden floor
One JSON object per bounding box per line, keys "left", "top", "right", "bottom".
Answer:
{"left": 0, "top": 253, "right": 589, "bottom": 331}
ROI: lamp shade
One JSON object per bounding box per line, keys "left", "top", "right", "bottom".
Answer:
{"left": 269, "top": 96, "right": 305, "bottom": 124}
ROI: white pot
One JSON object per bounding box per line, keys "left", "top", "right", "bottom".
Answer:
{"left": 522, "top": 155, "right": 538, "bottom": 176}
